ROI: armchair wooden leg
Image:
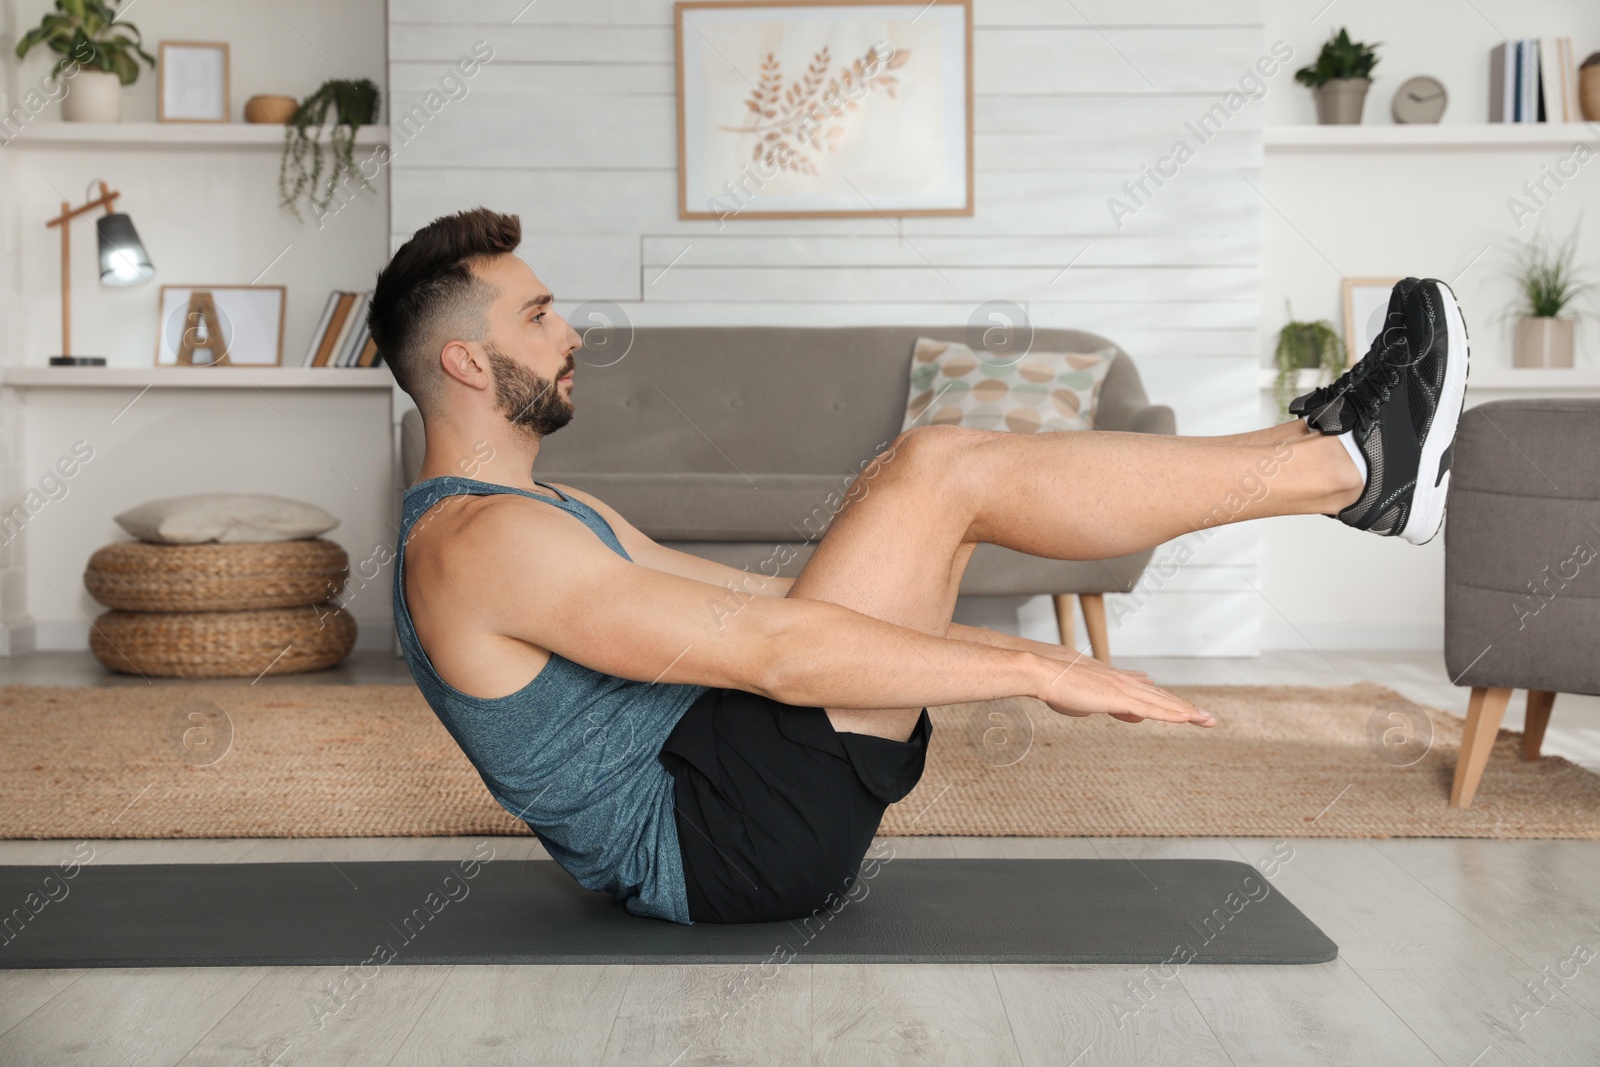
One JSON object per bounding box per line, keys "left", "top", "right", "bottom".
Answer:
{"left": 1079, "top": 593, "right": 1111, "bottom": 664}
{"left": 1521, "top": 690, "right": 1556, "bottom": 761}
{"left": 1053, "top": 594, "right": 1075, "bottom": 648}
{"left": 1451, "top": 686, "right": 1512, "bottom": 808}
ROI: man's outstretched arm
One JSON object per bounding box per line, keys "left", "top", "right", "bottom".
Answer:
{"left": 551, "top": 483, "right": 1142, "bottom": 684}
{"left": 458, "top": 500, "right": 1211, "bottom": 727}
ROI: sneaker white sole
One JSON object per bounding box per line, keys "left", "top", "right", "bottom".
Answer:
{"left": 1400, "top": 280, "right": 1470, "bottom": 545}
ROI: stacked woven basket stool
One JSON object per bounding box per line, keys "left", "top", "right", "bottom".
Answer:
{"left": 83, "top": 494, "right": 358, "bottom": 678}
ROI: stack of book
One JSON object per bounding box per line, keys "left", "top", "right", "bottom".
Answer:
{"left": 1491, "top": 37, "right": 1583, "bottom": 123}
{"left": 302, "top": 290, "right": 381, "bottom": 367}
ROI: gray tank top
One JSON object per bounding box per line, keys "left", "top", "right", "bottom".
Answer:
{"left": 393, "top": 475, "right": 708, "bottom": 923}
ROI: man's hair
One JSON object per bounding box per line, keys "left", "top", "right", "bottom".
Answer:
{"left": 368, "top": 208, "right": 521, "bottom": 410}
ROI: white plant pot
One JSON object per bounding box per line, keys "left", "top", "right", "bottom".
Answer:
{"left": 62, "top": 70, "right": 123, "bottom": 123}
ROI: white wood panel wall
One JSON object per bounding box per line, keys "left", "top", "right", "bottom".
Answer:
{"left": 388, "top": 0, "right": 1271, "bottom": 655}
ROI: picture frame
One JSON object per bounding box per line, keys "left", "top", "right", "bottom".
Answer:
{"left": 155, "top": 285, "right": 286, "bottom": 367}
{"left": 158, "top": 41, "right": 230, "bottom": 123}
{"left": 1341, "top": 277, "right": 1404, "bottom": 365}
{"left": 675, "top": 0, "right": 973, "bottom": 220}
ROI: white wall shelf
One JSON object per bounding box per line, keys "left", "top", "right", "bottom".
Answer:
{"left": 2, "top": 367, "right": 393, "bottom": 389}
{"left": 1258, "top": 366, "right": 1600, "bottom": 391}
{"left": 1266, "top": 123, "right": 1600, "bottom": 150}
{"left": 1, "top": 123, "right": 389, "bottom": 149}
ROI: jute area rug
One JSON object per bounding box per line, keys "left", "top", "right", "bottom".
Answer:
{"left": 2, "top": 683, "right": 1596, "bottom": 840}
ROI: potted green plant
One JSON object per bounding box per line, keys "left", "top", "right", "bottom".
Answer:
{"left": 13, "top": 0, "right": 155, "bottom": 123}
{"left": 1506, "top": 230, "right": 1593, "bottom": 368}
{"left": 1295, "top": 28, "right": 1380, "bottom": 125}
{"left": 279, "top": 78, "right": 382, "bottom": 222}
{"left": 1274, "top": 306, "right": 1345, "bottom": 418}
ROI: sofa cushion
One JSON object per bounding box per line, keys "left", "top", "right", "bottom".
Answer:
{"left": 901, "top": 339, "right": 1114, "bottom": 433}
{"left": 540, "top": 472, "right": 860, "bottom": 542}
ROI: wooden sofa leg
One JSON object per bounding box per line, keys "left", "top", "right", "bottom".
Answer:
{"left": 1053, "top": 594, "right": 1075, "bottom": 648}
{"left": 1451, "top": 686, "right": 1512, "bottom": 808}
{"left": 1522, "top": 690, "right": 1556, "bottom": 761}
{"left": 1080, "top": 593, "right": 1111, "bottom": 664}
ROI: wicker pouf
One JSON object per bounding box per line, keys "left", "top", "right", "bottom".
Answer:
{"left": 83, "top": 537, "right": 358, "bottom": 678}
{"left": 90, "top": 605, "right": 357, "bottom": 678}
{"left": 84, "top": 539, "right": 348, "bottom": 612}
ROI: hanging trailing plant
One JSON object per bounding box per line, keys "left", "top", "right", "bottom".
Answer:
{"left": 278, "top": 78, "right": 381, "bottom": 221}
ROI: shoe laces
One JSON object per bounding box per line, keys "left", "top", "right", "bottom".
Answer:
{"left": 1307, "top": 314, "right": 1414, "bottom": 432}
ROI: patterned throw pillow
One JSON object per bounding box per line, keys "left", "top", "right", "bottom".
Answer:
{"left": 900, "top": 338, "right": 1116, "bottom": 434}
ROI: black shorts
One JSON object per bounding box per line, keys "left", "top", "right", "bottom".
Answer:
{"left": 660, "top": 687, "right": 932, "bottom": 924}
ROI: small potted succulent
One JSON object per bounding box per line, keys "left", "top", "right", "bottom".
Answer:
{"left": 14, "top": 0, "right": 155, "bottom": 123}
{"left": 1274, "top": 306, "right": 1345, "bottom": 418}
{"left": 1295, "top": 28, "right": 1380, "bottom": 125}
{"left": 1505, "top": 230, "right": 1593, "bottom": 369}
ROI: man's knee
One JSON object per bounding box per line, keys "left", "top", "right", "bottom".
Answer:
{"left": 884, "top": 424, "right": 1000, "bottom": 486}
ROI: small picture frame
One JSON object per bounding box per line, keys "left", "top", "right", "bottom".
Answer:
{"left": 1341, "top": 277, "right": 1404, "bottom": 365}
{"left": 158, "top": 41, "right": 230, "bottom": 123}
{"left": 156, "top": 285, "right": 286, "bottom": 367}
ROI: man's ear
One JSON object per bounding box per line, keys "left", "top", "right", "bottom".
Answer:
{"left": 439, "top": 340, "right": 490, "bottom": 390}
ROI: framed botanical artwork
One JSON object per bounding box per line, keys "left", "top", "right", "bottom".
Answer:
{"left": 155, "top": 285, "right": 286, "bottom": 366}
{"left": 675, "top": 0, "right": 973, "bottom": 220}
{"left": 158, "top": 41, "right": 230, "bottom": 123}
{"left": 1341, "top": 277, "right": 1403, "bottom": 365}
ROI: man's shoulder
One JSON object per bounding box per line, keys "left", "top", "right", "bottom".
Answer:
{"left": 406, "top": 492, "right": 573, "bottom": 560}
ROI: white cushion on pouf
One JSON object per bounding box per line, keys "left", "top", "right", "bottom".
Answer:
{"left": 114, "top": 493, "right": 339, "bottom": 544}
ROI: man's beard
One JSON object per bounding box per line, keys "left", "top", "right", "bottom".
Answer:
{"left": 485, "top": 343, "right": 574, "bottom": 438}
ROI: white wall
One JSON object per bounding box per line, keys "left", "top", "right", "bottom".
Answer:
{"left": 1259, "top": 0, "right": 1600, "bottom": 650}
{"left": 1262, "top": 0, "right": 1600, "bottom": 372}
{"left": 0, "top": 0, "right": 392, "bottom": 651}
{"left": 389, "top": 0, "right": 1274, "bottom": 656}
{"left": 1264, "top": 0, "right": 1599, "bottom": 129}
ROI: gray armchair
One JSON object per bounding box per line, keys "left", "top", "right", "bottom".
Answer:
{"left": 400, "top": 326, "right": 1175, "bottom": 661}
{"left": 1444, "top": 399, "right": 1600, "bottom": 807}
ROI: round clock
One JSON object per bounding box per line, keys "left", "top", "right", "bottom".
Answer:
{"left": 1393, "top": 76, "right": 1448, "bottom": 124}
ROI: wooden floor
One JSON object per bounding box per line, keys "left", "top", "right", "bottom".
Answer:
{"left": 2, "top": 650, "right": 1598, "bottom": 1066}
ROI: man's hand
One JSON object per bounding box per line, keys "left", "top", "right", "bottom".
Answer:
{"left": 1036, "top": 659, "right": 1215, "bottom": 728}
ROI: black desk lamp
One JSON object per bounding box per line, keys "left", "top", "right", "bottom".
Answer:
{"left": 44, "top": 180, "right": 154, "bottom": 362}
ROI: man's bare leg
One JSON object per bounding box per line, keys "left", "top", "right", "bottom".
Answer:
{"left": 788, "top": 419, "right": 1362, "bottom": 740}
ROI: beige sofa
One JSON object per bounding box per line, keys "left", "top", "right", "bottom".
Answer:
{"left": 399, "top": 326, "right": 1175, "bottom": 659}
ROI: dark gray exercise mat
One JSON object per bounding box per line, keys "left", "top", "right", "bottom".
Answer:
{"left": 0, "top": 858, "right": 1336, "bottom": 967}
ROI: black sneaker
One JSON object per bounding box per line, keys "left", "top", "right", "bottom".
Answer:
{"left": 1289, "top": 277, "right": 1470, "bottom": 546}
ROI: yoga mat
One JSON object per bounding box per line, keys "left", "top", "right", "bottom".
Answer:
{"left": 0, "top": 859, "right": 1336, "bottom": 967}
